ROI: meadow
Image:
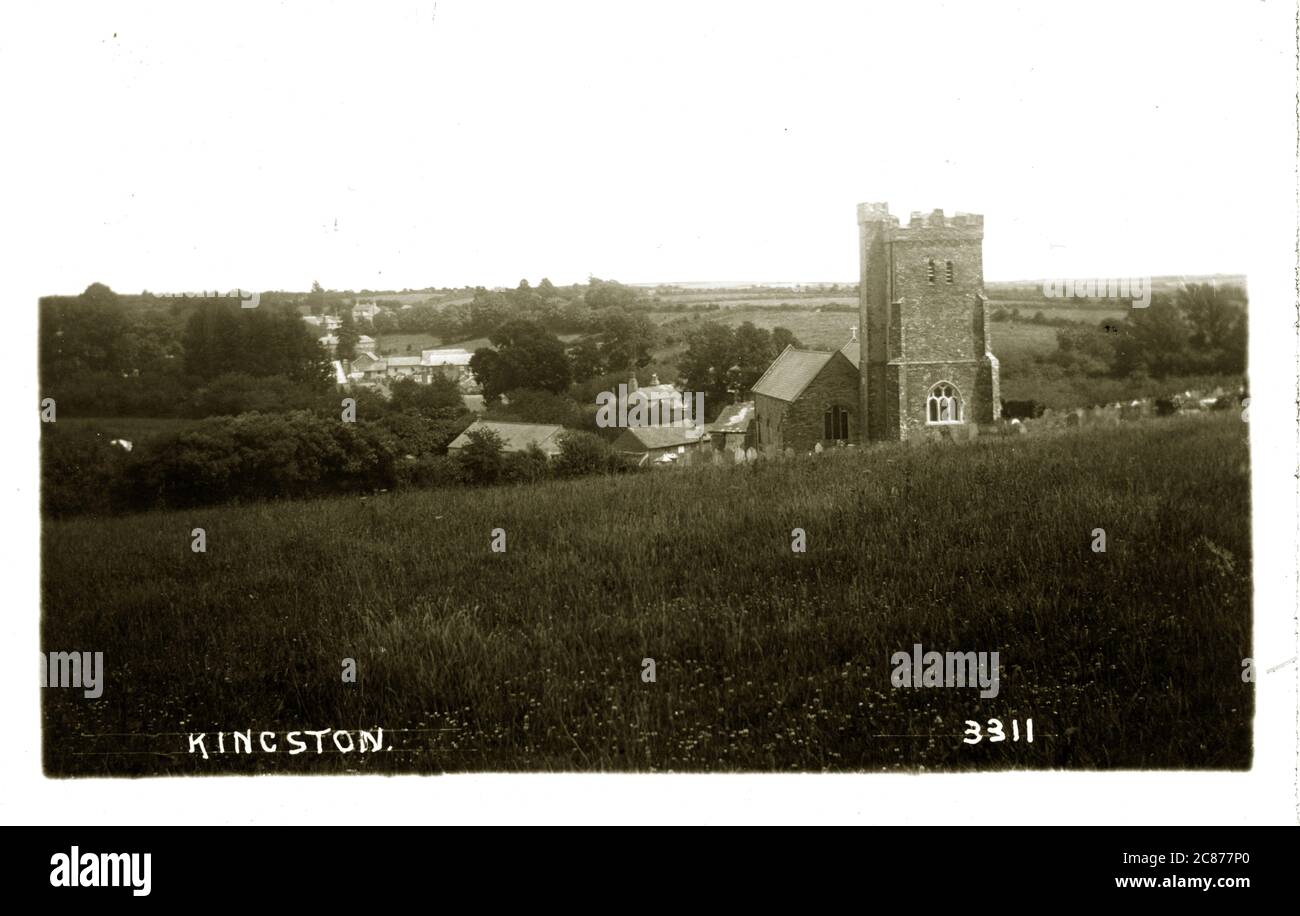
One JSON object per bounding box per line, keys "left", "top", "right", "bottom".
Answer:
{"left": 42, "top": 413, "right": 1252, "bottom": 775}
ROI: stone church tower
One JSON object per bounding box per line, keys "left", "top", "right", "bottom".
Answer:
{"left": 857, "top": 202, "right": 1000, "bottom": 441}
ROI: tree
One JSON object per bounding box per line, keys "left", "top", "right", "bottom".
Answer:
{"left": 771, "top": 326, "right": 802, "bottom": 353}
{"left": 470, "top": 320, "right": 572, "bottom": 401}
{"left": 554, "top": 430, "right": 618, "bottom": 477}
{"left": 336, "top": 309, "right": 360, "bottom": 362}
{"left": 503, "top": 443, "right": 551, "bottom": 485}
{"left": 1177, "top": 283, "right": 1247, "bottom": 374}
{"left": 183, "top": 301, "right": 332, "bottom": 386}
{"left": 1112, "top": 295, "right": 1190, "bottom": 378}
{"left": 567, "top": 337, "right": 605, "bottom": 381}
{"left": 456, "top": 426, "right": 505, "bottom": 484}
{"left": 389, "top": 375, "right": 465, "bottom": 417}
{"left": 585, "top": 277, "right": 641, "bottom": 311}
{"left": 679, "top": 321, "right": 737, "bottom": 406}
{"left": 595, "top": 312, "right": 657, "bottom": 376}
{"left": 730, "top": 321, "right": 776, "bottom": 393}
{"left": 309, "top": 280, "right": 325, "bottom": 316}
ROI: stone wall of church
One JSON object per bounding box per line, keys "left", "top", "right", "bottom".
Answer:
{"left": 753, "top": 392, "right": 789, "bottom": 453}
{"left": 895, "top": 361, "right": 982, "bottom": 439}
{"left": 778, "top": 356, "right": 859, "bottom": 452}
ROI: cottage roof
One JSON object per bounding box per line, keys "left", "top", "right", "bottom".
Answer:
{"left": 615, "top": 425, "right": 707, "bottom": 451}
{"left": 750, "top": 347, "right": 838, "bottom": 402}
{"left": 708, "top": 401, "right": 754, "bottom": 433}
{"left": 421, "top": 348, "right": 475, "bottom": 367}
{"left": 630, "top": 383, "right": 682, "bottom": 403}
{"left": 386, "top": 356, "right": 423, "bottom": 367}
{"left": 447, "top": 420, "right": 566, "bottom": 454}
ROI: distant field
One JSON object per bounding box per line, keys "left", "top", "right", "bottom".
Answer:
{"left": 652, "top": 293, "right": 857, "bottom": 309}
{"left": 988, "top": 321, "right": 1064, "bottom": 362}
{"left": 43, "top": 414, "right": 1251, "bottom": 774}
{"left": 375, "top": 333, "right": 439, "bottom": 355}
{"left": 652, "top": 305, "right": 858, "bottom": 352}
{"left": 990, "top": 301, "right": 1130, "bottom": 324}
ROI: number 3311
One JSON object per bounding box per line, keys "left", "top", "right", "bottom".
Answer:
{"left": 963, "top": 718, "right": 1033, "bottom": 744}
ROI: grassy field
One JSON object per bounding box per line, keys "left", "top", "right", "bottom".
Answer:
{"left": 374, "top": 333, "right": 440, "bottom": 355}
{"left": 42, "top": 414, "right": 1251, "bottom": 775}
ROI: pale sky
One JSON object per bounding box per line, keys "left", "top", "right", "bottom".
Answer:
{"left": 6, "top": 0, "right": 1289, "bottom": 292}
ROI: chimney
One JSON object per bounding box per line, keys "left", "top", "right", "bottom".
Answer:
{"left": 650, "top": 373, "right": 660, "bottom": 386}
{"left": 629, "top": 373, "right": 639, "bottom": 392}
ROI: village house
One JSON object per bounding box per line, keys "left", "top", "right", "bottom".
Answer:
{"left": 625, "top": 373, "right": 697, "bottom": 426}
{"left": 612, "top": 423, "right": 709, "bottom": 466}
{"left": 421, "top": 348, "right": 476, "bottom": 388}
{"left": 304, "top": 314, "right": 342, "bottom": 331}
{"left": 348, "top": 351, "right": 388, "bottom": 382}
{"left": 447, "top": 420, "right": 566, "bottom": 458}
{"left": 352, "top": 300, "right": 381, "bottom": 323}
{"left": 383, "top": 355, "right": 425, "bottom": 380}
{"left": 345, "top": 346, "right": 480, "bottom": 390}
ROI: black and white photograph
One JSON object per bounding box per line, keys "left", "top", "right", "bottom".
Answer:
{"left": 5, "top": 0, "right": 1298, "bottom": 842}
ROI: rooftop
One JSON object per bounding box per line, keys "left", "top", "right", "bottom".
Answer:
{"left": 750, "top": 347, "right": 837, "bottom": 402}
{"left": 447, "top": 420, "right": 566, "bottom": 454}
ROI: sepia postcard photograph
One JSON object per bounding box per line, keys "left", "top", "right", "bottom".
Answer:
{"left": 5, "top": 0, "right": 1297, "bottom": 836}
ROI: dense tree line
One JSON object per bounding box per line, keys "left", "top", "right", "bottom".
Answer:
{"left": 677, "top": 320, "right": 802, "bottom": 407}
{"left": 40, "top": 284, "right": 335, "bottom": 417}
{"left": 1044, "top": 283, "right": 1247, "bottom": 379}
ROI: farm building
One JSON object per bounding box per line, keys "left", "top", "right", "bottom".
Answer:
{"left": 420, "top": 348, "right": 477, "bottom": 388}
{"left": 707, "top": 401, "right": 755, "bottom": 452}
{"left": 447, "top": 420, "right": 566, "bottom": 458}
{"left": 613, "top": 424, "right": 709, "bottom": 465}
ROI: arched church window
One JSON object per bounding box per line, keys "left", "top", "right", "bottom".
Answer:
{"left": 823, "top": 405, "right": 849, "bottom": 441}
{"left": 926, "top": 382, "right": 963, "bottom": 424}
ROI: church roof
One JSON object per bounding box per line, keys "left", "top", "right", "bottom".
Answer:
{"left": 750, "top": 347, "right": 837, "bottom": 402}
{"left": 839, "top": 338, "right": 860, "bottom": 368}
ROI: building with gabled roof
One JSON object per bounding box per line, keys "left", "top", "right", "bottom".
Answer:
{"left": 706, "top": 400, "right": 754, "bottom": 452}
{"left": 446, "top": 420, "right": 566, "bottom": 458}
{"left": 612, "top": 423, "right": 709, "bottom": 465}
{"left": 751, "top": 342, "right": 858, "bottom": 453}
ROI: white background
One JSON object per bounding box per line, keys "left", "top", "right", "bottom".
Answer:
{"left": 1, "top": 0, "right": 1295, "bottom": 824}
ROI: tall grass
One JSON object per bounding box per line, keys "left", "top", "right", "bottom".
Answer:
{"left": 42, "top": 414, "right": 1252, "bottom": 774}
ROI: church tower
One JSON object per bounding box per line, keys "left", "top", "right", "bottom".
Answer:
{"left": 857, "top": 203, "right": 1000, "bottom": 441}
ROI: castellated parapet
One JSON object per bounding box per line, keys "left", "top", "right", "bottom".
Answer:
{"left": 857, "top": 202, "right": 1000, "bottom": 442}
